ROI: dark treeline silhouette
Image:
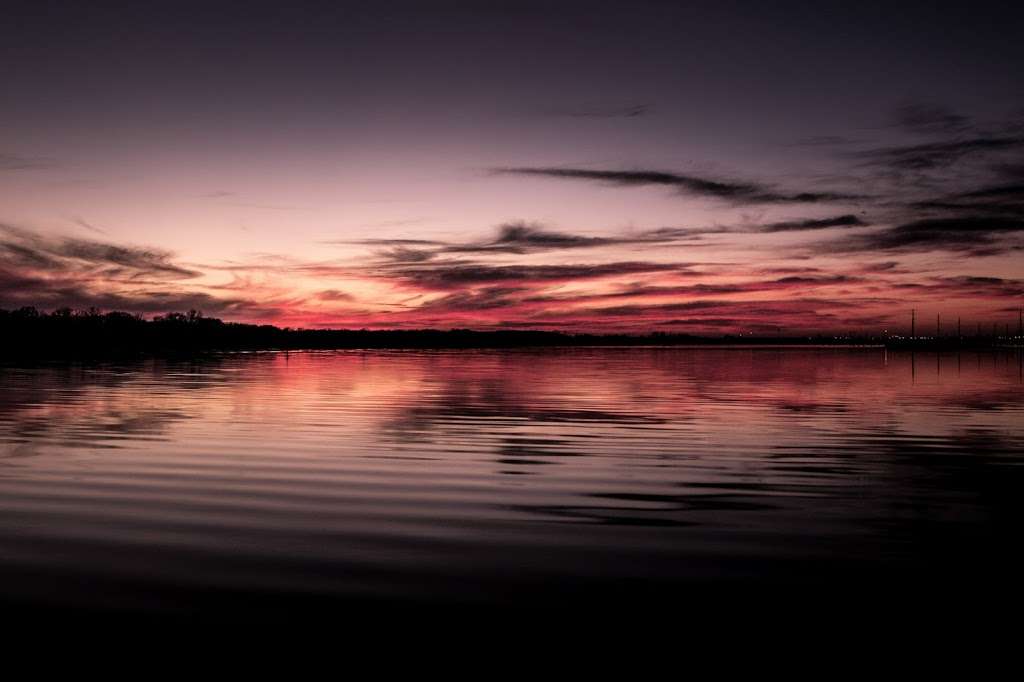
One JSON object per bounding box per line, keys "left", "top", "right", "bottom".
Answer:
{"left": 0, "top": 306, "right": 1018, "bottom": 358}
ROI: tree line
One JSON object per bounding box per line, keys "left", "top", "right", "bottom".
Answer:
{"left": 0, "top": 306, "right": 1010, "bottom": 357}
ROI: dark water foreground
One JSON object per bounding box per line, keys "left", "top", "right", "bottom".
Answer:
{"left": 1, "top": 347, "right": 1022, "bottom": 623}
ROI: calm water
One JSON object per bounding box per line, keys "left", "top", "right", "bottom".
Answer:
{"left": 1, "top": 347, "right": 1022, "bottom": 618}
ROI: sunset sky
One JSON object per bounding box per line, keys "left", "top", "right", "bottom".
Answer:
{"left": 2, "top": 1, "right": 1023, "bottom": 334}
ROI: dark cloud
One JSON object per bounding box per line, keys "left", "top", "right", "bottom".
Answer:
{"left": 1, "top": 226, "right": 199, "bottom": 279}
{"left": 955, "top": 184, "right": 1024, "bottom": 200}
{"left": 0, "top": 239, "right": 59, "bottom": 270}
{"left": 418, "top": 286, "right": 527, "bottom": 312}
{"left": 633, "top": 225, "right": 734, "bottom": 241}
{"left": 891, "top": 104, "right": 971, "bottom": 136}
{"left": 853, "top": 136, "right": 1024, "bottom": 172}
{"left": 994, "top": 163, "right": 1024, "bottom": 180}
{"left": 944, "top": 275, "right": 1024, "bottom": 296}
{"left": 492, "top": 167, "right": 863, "bottom": 204}
{"left": 759, "top": 266, "right": 825, "bottom": 274}
{"left": 357, "top": 238, "right": 446, "bottom": 246}
{"left": 580, "top": 297, "right": 861, "bottom": 321}
{"left": 331, "top": 238, "right": 449, "bottom": 263}
{"left": 444, "top": 222, "right": 634, "bottom": 255}
{"left": 823, "top": 216, "right": 1024, "bottom": 255}
{"left": 791, "top": 136, "right": 863, "bottom": 147}
{"left": 550, "top": 104, "right": 650, "bottom": 119}
{"left": 0, "top": 274, "right": 252, "bottom": 316}
{"left": 386, "top": 260, "right": 680, "bottom": 290}
{"left": 760, "top": 214, "right": 868, "bottom": 232}
{"left": 857, "top": 261, "right": 904, "bottom": 273}
{"left": 844, "top": 108, "right": 1024, "bottom": 186}
{"left": 905, "top": 276, "right": 1024, "bottom": 299}
{"left": 0, "top": 225, "right": 248, "bottom": 317}
{"left": 315, "top": 289, "right": 355, "bottom": 301}
{"left": 378, "top": 246, "right": 438, "bottom": 263}
{"left": 492, "top": 222, "right": 614, "bottom": 248}
{"left": 367, "top": 221, "right": 699, "bottom": 264}
{"left": 361, "top": 216, "right": 866, "bottom": 271}
{"left": 657, "top": 318, "right": 764, "bottom": 329}
{"left": 908, "top": 182, "right": 1024, "bottom": 219}
{"left": 522, "top": 275, "right": 860, "bottom": 307}
{"left": 797, "top": 112, "right": 1024, "bottom": 266}
{"left": 771, "top": 275, "right": 859, "bottom": 286}
{"left": 494, "top": 168, "right": 759, "bottom": 198}
{"left": 56, "top": 239, "right": 199, "bottom": 278}
{"left": 0, "top": 268, "right": 48, "bottom": 290}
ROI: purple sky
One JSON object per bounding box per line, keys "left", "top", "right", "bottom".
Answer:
{"left": 2, "top": 1, "right": 1023, "bottom": 333}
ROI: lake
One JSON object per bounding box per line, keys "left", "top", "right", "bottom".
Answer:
{"left": 1, "top": 347, "right": 1022, "bottom": 620}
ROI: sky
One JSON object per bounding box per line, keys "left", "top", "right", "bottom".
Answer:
{"left": 2, "top": 0, "right": 1023, "bottom": 334}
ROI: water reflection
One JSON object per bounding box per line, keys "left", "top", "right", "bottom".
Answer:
{"left": 0, "top": 348, "right": 1021, "bottom": 617}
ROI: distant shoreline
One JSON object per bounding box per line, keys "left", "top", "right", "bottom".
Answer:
{"left": 2, "top": 307, "right": 1020, "bottom": 358}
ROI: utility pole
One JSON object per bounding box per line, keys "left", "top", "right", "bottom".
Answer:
{"left": 957, "top": 316, "right": 961, "bottom": 338}
{"left": 937, "top": 313, "right": 941, "bottom": 338}
{"left": 911, "top": 308, "right": 916, "bottom": 338}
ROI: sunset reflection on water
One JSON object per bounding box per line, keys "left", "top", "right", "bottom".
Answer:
{"left": 0, "top": 347, "right": 1021, "bottom": 618}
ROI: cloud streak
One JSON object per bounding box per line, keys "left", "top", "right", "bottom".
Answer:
{"left": 890, "top": 104, "right": 971, "bottom": 136}
{"left": 492, "top": 167, "right": 863, "bottom": 204}
{"left": 382, "top": 260, "right": 681, "bottom": 291}
{"left": 549, "top": 104, "right": 650, "bottom": 119}
{"left": 759, "top": 215, "right": 869, "bottom": 232}
{"left": 0, "top": 225, "right": 280, "bottom": 318}
{"left": 821, "top": 216, "right": 1024, "bottom": 256}
{"left": 853, "top": 136, "right": 1024, "bottom": 172}
{"left": 1, "top": 225, "right": 199, "bottom": 279}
